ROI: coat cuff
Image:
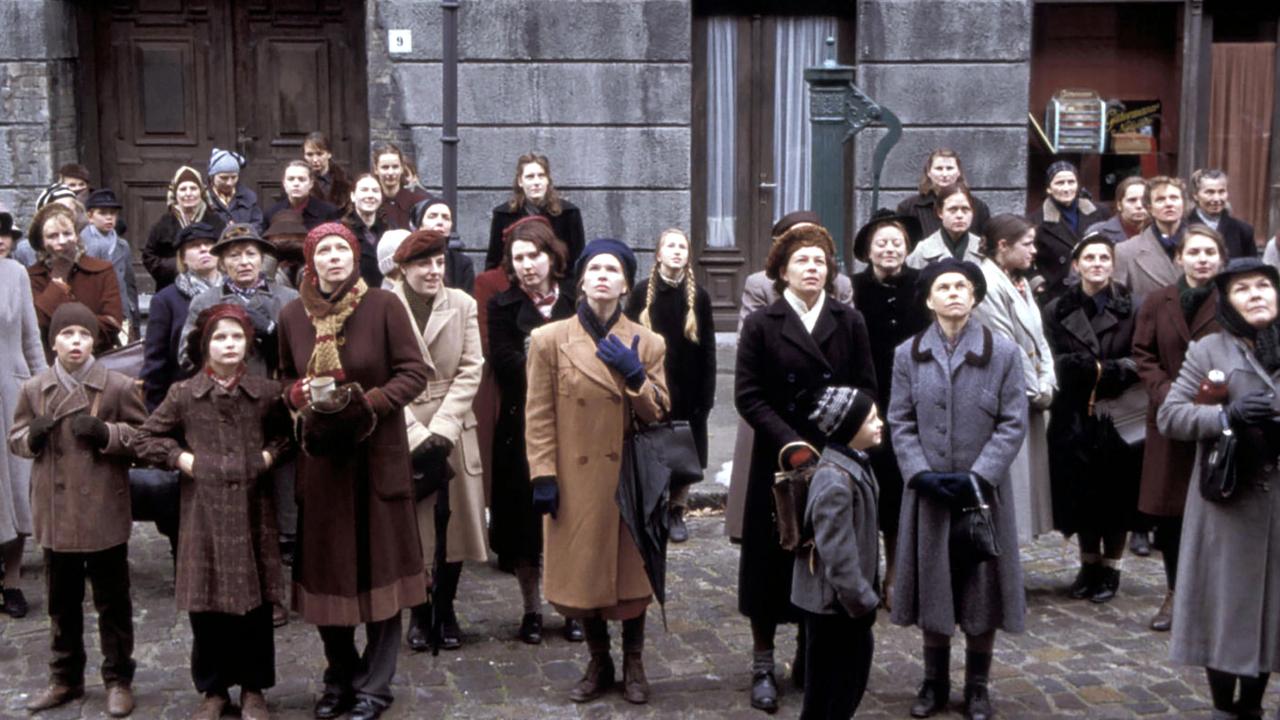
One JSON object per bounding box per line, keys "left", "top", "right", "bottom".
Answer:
{"left": 426, "top": 415, "right": 462, "bottom": 445}
{"left": 366, "top": 387, "right": 393, "bottom": 417}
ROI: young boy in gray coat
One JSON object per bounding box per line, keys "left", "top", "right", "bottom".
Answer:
{"left": 791, "top": 386, "right": 883, "bottom": 719}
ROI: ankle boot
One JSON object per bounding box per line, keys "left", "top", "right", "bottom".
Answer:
{"left": 405, "top": 602, "right": 430, "bottom": 652}
{"left": 750, "top": 650, "right": 778, "bottom": 714}
{"left": 622, "top": 652, "right": 649, "bottom": 704}
{"left": 434, "top": 562, "right": 463, "bottom": 649}
{"left": 1149, "top": 590, "right": 1174, "bottom": 632}
{"left": 963, "top": 650, "right": 993, "bottom": 720}
{"left": 1090, "top": 567, "right": 1121, "bottom": 604}
{"left": 570, "top": 618, "right": 614, "bottom": 703}
{"left": 910, "top": 645, "right": 951, "bottom": 718}
{"left": 1068, "top": 563, "right": 1101, "bottom": 599}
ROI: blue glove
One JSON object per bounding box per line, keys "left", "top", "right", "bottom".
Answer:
{"left": 596, "top": 334, "right": 646, "bottom": 390}
{"left": 531, "top": 475, "right": 559, "bottom": 518}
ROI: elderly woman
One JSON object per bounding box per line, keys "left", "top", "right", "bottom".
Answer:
{"left": 850, "top": 209, "right": 928, "bottom": 609}
{"left": 736, "top": 223, "right": 876, "bottom": 712}
{"left": 526, "top": 238, "right": 668, "bottom": 704}
{"left": 1032, "top": 161, "right": 1109, "bottom": 302}
{"left": 896, "top": 149, "right": 991, "bottom": 239}
{"left": 905, "top": 185, "right": 984, "bottom": 269}
{"left": 205, "top": 148, "right": 264, "bottom": 231}
{"left": 485, "top": 153, "right": 585, "bottom": 271}
{"left": 890, "top": 258, "right": 1028, "bottom": 720}
{"left": 144, "top": 165, "right": 227, "bottom": 290}
{"left": 1157, "top": 257, "right": 1280, "bottom": 720}
{"left": 277, "top": 222, "right": 428, "bottom": 720}
{"left": 386, "top": 228, "right": 486, "bottom": 653}
{"left": 1043, "top": 233, "right": 1142, "bottom": 603}
{"left": 1132, "top": 225, "right": 1225, "bottom": 631}
{"left": 487, "top": 216, "right": 577, "bottom": 644}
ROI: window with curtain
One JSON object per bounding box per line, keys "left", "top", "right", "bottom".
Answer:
{"left": 773, "top": 17, "right": 837, "bottom": 223}
{"left": 1208, "top": 42, "right": 1275, "bottom": 238}
{"left": 705, "top": 17, "right": 737, "bottom": 249}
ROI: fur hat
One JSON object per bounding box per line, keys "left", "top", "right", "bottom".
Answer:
{"left": 48, "top": 302, "right": 99, "bottom": 345}
{"left": 764, "top": 224, "right": 837, "bottom": 296}
{"left": 808, "top": 386, "right": 876, "bottom": 447}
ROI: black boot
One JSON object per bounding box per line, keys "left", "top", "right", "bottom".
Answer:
{"left": 792, "top": 626, "right": 806, "bottom": 689}
{"left": 570, "top": 618, "right": 615, "bottom": 703}
{"left": 963, "top": 650, "right": 993, "bottom": 720}
{"left": 435, "top": 561, "right": 463, "bottom": 649}
{"left": 406, "top": 603, "right": 430, "bottom": 652}
{"left": 1068, "top": 563, "right": 1101, "bottom": 599}
{"left": 668, "top": 505, "right": 689, "bottom": 544}
{"left": 1090, "top": 567, "right": 1121, "bottom": 604}
{"left": 750, "top": 650, "right": 778, "bottom": 714}
{"left": 910, "top": 645, "right": 951, "bottom": 718}
{"left": 621, "top": 616, "right": 648, "bottom": 704}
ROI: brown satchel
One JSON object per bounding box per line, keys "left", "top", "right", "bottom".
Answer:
{"left": 772, "top": 441, "right": 819, "bottom": 552}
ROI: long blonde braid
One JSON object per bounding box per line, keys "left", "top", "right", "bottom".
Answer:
{"left": 640, "top": 228, "right": 699, "bottom": 344}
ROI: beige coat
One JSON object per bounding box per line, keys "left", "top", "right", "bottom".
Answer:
{"left": 526, "top": 314, "right": 667, "bottom": 615}
{"left": 394, "top": 285, "right": 488, "bottom": 565}
{"left": 9, "top": 362, "right": 145, "bottom": 552}
{"left": 1114, "top": 225, "right": 1180, "bottom": 303}
{"left": 905, "top": 229, "right": 984, "bottom": 269}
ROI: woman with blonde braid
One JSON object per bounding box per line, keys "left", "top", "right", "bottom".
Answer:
{"left": 624, "top": 229, "right": 715, "bottom": 542}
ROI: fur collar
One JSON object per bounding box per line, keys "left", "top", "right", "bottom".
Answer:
{"left": 910, "top": 321, "right": 992, "bottom": 367}
{"left": 1041, "top": 196, "right": 1099, "bottom": 225}
{"left": 1052, "top": 282, "right": 1133, "bottom": 322}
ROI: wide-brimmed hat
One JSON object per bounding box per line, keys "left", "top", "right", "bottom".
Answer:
{"left": 853, "top": 208, "right": 922, "bottom": 262}
{"left": 1214, "top": 257, "right": 1280, "bottom": 295}
{"left": 917, "top": 257, "right": 987, "bottom": 305}
{"left": 212, "top": 222, "right": 275, "bottom": 257}
{"left": 0, "top": 211, "right": 22, "bottom": 241}
{"left": 84, "top": 188, "right": 124, "bottom": 211}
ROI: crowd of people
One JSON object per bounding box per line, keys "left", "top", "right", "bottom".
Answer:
{"left": 0, "top": 141, "right": 1278, "bottom": 720}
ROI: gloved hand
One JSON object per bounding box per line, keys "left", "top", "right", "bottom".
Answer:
{"left": 909, "top": 472, "right": 971, "bottom": 505}
{"left": 70, "top": 415, "right": 111, "bottom": 449}
{"left": 26, "top": 415, "right": 56, "bottom": 454}
{"left": 1226, "top": 391, "right": 1274, "bottom": 428}
{"left": 595, "top": 334, "right": 645, "bottom": 390}
{"left": 245, "top": 304, "right": 275, "bottom": 336}
{"left": 421, "top": 433, "right": 454, "bottom": 457}
{"left": 531, "top": 475, "right": 560, "bottom": 518}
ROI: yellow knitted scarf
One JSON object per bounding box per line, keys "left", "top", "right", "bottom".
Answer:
{"left": 299, "top": 272, "right": 368, "bottom": 379}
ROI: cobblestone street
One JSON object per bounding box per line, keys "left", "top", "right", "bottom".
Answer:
{"left": 2, "top": 514, "right": 1277, "bottom": 719}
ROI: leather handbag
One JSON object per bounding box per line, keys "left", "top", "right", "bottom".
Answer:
{"left": 632, "top": 420, "right": 704, "bottom": 489}
{"left": 950, "top": 474, "right": 1000, "bottom": 564}
{"left": 1089, "top": 362, "right": 1148, "bottom": 446}
{"left": 1198, "top": 414, "right": 1239, "bottom": 503}
{"left": 772, "top": 441, "right": 818, "bottom": 553}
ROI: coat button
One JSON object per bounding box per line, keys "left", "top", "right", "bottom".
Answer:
{"left": 1058, "top": 255, "right": 1067, "bottom": 264}
{"left": 229, "top": 481, "right": 239, "bottom": 490}
{"left": 822, "top": 372, "right": 831, "bottom": 380}
{"left": 80, "top": 486, "right": 89, "bottom": 495}
{"left": 787, "top": 403, "right": 796, "bottom": 412}
{"left": 577, "top": 398, "right": 586, "bottom": 407}
{"left": 787, "top": 373, "right": 796, "bottom": 383}
{"left": 607, "top": 451, "right": 619, "bottom": 461}
{"left": 578, "top": 456, "right": 588, "bottom": 465}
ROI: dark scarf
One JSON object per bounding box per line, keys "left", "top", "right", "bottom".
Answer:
{"left": 1177, "top": 276, "right": 1213, "bottom": 322}
{"left": 1053, "top": 198, "right": 1081, "bottom": 235}
{"left": 1217, "top": 301, "right": 1280, "bottom": 374}
{"left": 576, "top": 299, "right": 621, "bottom": 342}
{"left": 1153, "top": 224, "right": 1185, "bottom": 261}
{"left": 403, "top": 284, "right": 435, "bottom": 333}
{"left": 941, "top": 228, "right": 969, "bottom": 260}
{"left": 1083, "top": 284, "right": 1112, "bottom": 318}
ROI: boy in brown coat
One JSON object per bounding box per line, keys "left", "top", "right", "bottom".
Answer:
{"left": 8, "top": 302, "right": 145, "bottom": 717}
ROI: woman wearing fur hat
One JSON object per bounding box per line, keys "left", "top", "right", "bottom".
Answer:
{"left": 735, "top": 223, "right": 876, "bottom": 713}
{"left": 144, "top": 165, "right": 227, "bottom": 290}
{"left": 136, "top": 304, "right": 291, "bottom": 720}
{"left": 276, "top": 222, "right": 428, "bottom": 720}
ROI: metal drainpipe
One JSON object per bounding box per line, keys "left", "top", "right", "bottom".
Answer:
{"left": 441, "top": 0, "right": 460, "bottom": 228}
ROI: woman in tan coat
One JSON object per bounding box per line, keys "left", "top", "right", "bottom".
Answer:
{"left": 387, "top": 229, "right": 486, "bottom": 652}
{"left": 526, "top": 238, "right": 667, "bottom": 705}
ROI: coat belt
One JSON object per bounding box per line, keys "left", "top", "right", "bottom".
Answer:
{"left": 424, "top": 379, "right": 453, "bottom": 401}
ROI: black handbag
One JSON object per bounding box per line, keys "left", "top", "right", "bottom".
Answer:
{"left": 411, "top": 445, "right": 455, "bottom": 502}
{"left": 632, "top": 420, "right": 704, "bottom": 488}
{"left": 1198, "top": 417, "right": 1239, "bottom": 503}
{"left": 950, "top": 474, "right": 1000, "bottom": 565}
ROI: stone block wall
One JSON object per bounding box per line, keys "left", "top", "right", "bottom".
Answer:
{"left": 853, "top": 0, "right": 1032, "bottom": 222}
{"left": 0, "top": 0, "right": 79, "bottom": 223}
{"left": 366, "top": 0, "right": 692, "bottom": 269}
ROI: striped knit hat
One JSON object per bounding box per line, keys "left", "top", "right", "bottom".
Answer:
{"left": 808, "top": 386, "right": 876, "bottom": 447}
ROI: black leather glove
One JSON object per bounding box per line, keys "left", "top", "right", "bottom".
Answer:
{"left": 245, "top": 304, "right": 275, "bottom": 336}
{"left": 26, "top": 415, "right": 56, "bottom": 454}
{"left": 70, "top": 415, "right": 110, "bottom": 449}
{"left": 531, "top": 475, "right": 560, "bottom": 518}
{"left": 1226, "top": 391, "right": 1274, "bottom": 428}
{"left": 422, "top": 433, "right": 454, "bottom": 457}
{"left": 909, "top": 472, "right": 970, "bottom": 505}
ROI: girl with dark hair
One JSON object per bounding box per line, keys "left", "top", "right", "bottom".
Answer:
{"left": 342, "top": 174, "right": 388, "bottom": 289}
{"left": 262, "top": 161, "right": 342, "bottom": 232}
{"left": 484, "top": 153, "right": 585, "bottom": 271}
{"left": 906, "top": 185, "right": 984, "bottom": 269}
{"left": 304, "top": 131, "right": 352, "bottom": 209}
{"left": 371, "top": 143, "right": 427, "bottom": 231}
{"left": 410, "top": 196, "right": 476, "bottom": 294}
{"left": 624, "top": 228, "right": 716, "bottom": 544}
{"left": 896, "top": 148, "right": 991, "bottom": 239}
{"left": 1032, "top": 160, "right": 1109, "bottom": 302}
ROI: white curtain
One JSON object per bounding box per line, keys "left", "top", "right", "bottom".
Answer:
{"left": 773, "top": 17, "right": 837, "bottom": 223}
{"left": 705, "top": 18, "right": 737, "bottom": 248}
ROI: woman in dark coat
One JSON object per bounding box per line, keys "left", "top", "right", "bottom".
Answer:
{"left": 487, "top": 216, "right": 576, "bottom": 645}
{"left": 1157, "top": 257, "right": 1280, "bottom": 720}
{"left": 850, "top": 209, "right": 928, "bottom": 610}
{"left": 1031, "top": 160, "right": 1110, "bottom": 303}
{"left": 144, "top": 165, "right": 227, "bottom": 290}
{"left": 305, "top": 131, "right": 353, "bottom": 209}
{"left": 624, "top": 228, "right": 716, "bottom": 544}
{"left": 1043, "top": 234, "right": 1142, "bottom": 604}
{"left": 411, "top": 197, "right": 476, "bottom": 295}
{"left": 1131, "top": 225, "right": 1225, "bottom": 631}
{"left": 895, "top": 148, "right": 991, "bottom": 239}
{"left": 484, "top": 153, "right": 585, "bottom": 271}
{"left": 277, "top": 222, "right": 428, "bottom": 720}
{"left": 263, "top": 161, "right": 342, "bottom": 232}
{"left": 735, "top": 223, "right": 876, "bottom": 713}
{"left": 342, "top": 174, "right": 388, "bottom": 289}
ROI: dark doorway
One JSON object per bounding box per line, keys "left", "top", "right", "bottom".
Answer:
{"left": 78, "top": 0, "right": 368, "bottom": 293}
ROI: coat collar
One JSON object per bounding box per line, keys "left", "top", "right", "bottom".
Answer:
{"left": 910, "top": 319, "right": 992, "bottom": 372}
{"left": 1227, "top": 334, "right": 1280, "bottom": 394}
{"left": 560, "top": 313, "right": 636, "bottom": 396}
{"left": 819, "top": 444, "right": 874, "bottom": 482}
{"left": 915, "top": 230, "right": 983, "bottom": 264}
{"left": 1052, "top": 283, "right": 1133, "bottom": 354}
{"left": 496, "top": 283, "right": 575, "bottom": 335}
{"left": 1129, "top": 226, "right": 1180, "bottom": 285}
{"left": 1040, "top": 196, "right": 1098, "bottom": 225}
{"left": 38, "top": 361, "right": 110, "bottom": 420}
{"left": 765, "top": 295, "right": 841, "bottom": 372}
{"left": 392, "top": 284, "right": 459, "bottom": 373}
{"left": 185, "top": 370, "right": 264, "bottom": 399}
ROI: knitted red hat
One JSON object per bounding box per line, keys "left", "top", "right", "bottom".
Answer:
{"left": 187, "top": 303, "right": 255, "bottom": 369}
{"left": 304, "top": 222, "right": 360, "bottom": 278}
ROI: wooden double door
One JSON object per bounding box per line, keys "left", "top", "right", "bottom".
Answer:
{"left": 80, "top": 0, "right": 368, "bottom": 287}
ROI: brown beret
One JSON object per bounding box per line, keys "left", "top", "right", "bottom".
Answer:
{"left": 393, "top": 229, "right": 448, "bottom": 265}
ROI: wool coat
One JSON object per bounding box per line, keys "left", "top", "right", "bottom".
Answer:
{"left": 206, "top": 186, "right": 264, "bottom": 233}
{"left": 28, "top": 255, "right": 125, "bottom": 362}
{"left": 1031, "top": 197, "right": 1109, "bottom": 302}
{"left": 725, "top": 270, "right": 854, "bottom": 540}
{"left": 896, "top": 192, "right": 992, "bottom": 241}
{"left": 0, "top": 259, "right": 47, "bottom": 544}
{"left": 277, "top": 287, "right": 429, "bottom": 626}
{"left": 525, "top": 313, "right": 668, "bottom": 616}
{"left": 735, "top": 295, "right": 876, "bottom": 622}
{"left": 136, "top": 373, "right": 290, "bottom": 614}
{"left": 624, "top": 275, "right": 717, "bottom": 466}
{"left": 1132, "top": 283, "right": 1220, "bottom": 516}
{"left": 80, "top": 226, "right": 140, "bottom": 332}
{"left": 889, "top": 320, "right": 1028, "bottom": 636}
{"left": 393, "top": 285, "right": 489, "bottom": 565}
{"left": 1042, "top": 283, "right": 1143, "bottom": 535}
{"left": 485, "top": 201, "right": 586, "bottom": 272}
{"left": 379, "top": 186, "right": 429, "bottom": 231}
{"left": 1191, "top": 208, "right": 1257, "bottom": 259}
{"left": 904, "top": 230, "right": 984, "bottom": 270}
{"left": 972, "top": 257, "right": 1057, "bottom": 541}
{"left": 1114, "top": 226, "right": 1182, "bottom": 304}
{"left": 1085, "top": 215, "right": 1139, "bottom": 247}
{"left": 143, "top": 212, "right": 227, "bottom": 290}
{"left": 1157, "top": 331, "right": 1280, "bottom": 675}
{"left": 312, "top": 164, "right": 352, "bottom": 210}
{"left": 263, "top": 197, "right": 341, "bottom": 233}
{"left": 9, "top": 362, "right": 145, "bottom": 552}
{"left": 487, "top": 283, "right": 575, "bottom": 563}
{"left": 343, "top": 212, "right": 389, "bottom": 290}
{"left": 141, "top": 280, "right": 202, "bottom": 410}
{"left": 472, "top": 268, "right": 511, "bottom": 505}
{"left": 179, "top": 278, "right": 299, "bottom": 377}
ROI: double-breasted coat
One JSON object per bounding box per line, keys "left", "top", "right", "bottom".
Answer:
{"left": 1131, "top": 283, "right": 1221, "bottom": 516}
{"left": 1114, "top": 226, "right": 1182, "bottom": 304}
{"left": 277, "top": 288, "right": 429, "bottom": 626}
{"left": 1043, "top": 283, "right": 1143, "bottom": 535}
{"left": 1157, "top": 331, "right": 1280, "bottom": 675}
{"left": 9, "top": 362, "right": 145, "bottom": 552}
{"left": 136, "top": 373, "right": 291, "bottom": 614}
{"left": 393, "top": 284, "right": 488, "bottom": 565}
{"left": 0, "top": 260, "right": 47, "bottom": 545}
{"left": 735, "top": 295, "right": 876, "bottom": 622}
{"left": 525, "top": 313, "right": 668, "bottom": 616}
{"left": 28, "top": 255, "right": 125, "bottom": 361}
{"left": 889, "top": 320, "right": 1028, "bottom": 636}
{"left": 1031, "top": 197, "right": 1109, "bottom": 301}
{"left": 487, "top": 283, "right": 575, "bottom": 563}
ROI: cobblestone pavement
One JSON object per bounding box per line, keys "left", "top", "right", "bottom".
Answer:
{"left": 2, "top": 515, "right": 1278, "bottom": 720}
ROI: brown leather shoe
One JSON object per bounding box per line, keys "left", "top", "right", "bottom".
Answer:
{"left": 240, "top": 690, "right": 270, "bottom": 720}
{"left": 106, "top": 683, "right": 135, "bottom": 717}
{"left": 1150, "top": 590, "right": 1174, "bottom": 632}
{"left": 622, "top": 651, "right": 649, "bottom": 704}
{"left": 26, "top": 684, "right": 84, "bottom": 712}
{"left": 190, "top": 692, "right": 227, "bottom": 720}
{"left": 568, "top": 654, "right": 615, "bottom": 703}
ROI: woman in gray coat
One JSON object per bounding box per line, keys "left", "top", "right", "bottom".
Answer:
{"left": 1157, "top": 257, "right": 1280, "bottom": 720}
{"left": 889, "top": 258, "right": 1028, "bottom": 720}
